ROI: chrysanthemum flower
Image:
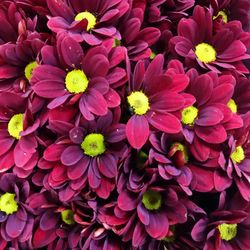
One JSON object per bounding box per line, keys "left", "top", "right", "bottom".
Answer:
{"left": 47, "top": 0, "right": 129, "bottom": 45}
{"left": 0, "top": 33, "right": 44, "bottom": 92}
{"left": 192, "top": 192, "right": 250, "bottom": 249}
{"left": 169, "top": 5, "right": 250, "bottom": 73}
{"left": 180, "top": 69, "right": 243, "bottom": 162}
{"left": 215, "top": 112, "right": 250, "bottom": 201}
{"left": 116, "top": 5, "right": 161, "bottom": 61}
{"left": 0, "top": 2, "right": 37, "bottom": 44}
{"left": 126, "top": 54, "right": 189, "bottom": 149}
{"left": 205, "top": 0, "right": 250, "bottom": 31}
{"left": 0, "top": 174, "right": 34, "bottom": 243}
{"left": 42, "top": 111, "right": 127, "bottom": 200}
{"left": 99, "top": 170, "right": 200, "bottom": 248}
{"left": 28, "top": 190, "right": 81, "bottom": 249}
{"left": 0, "top": 92, "right": 39, "bottom": 177}
{"left": 31, "top": 34, "right": 121, "bottom": 121}
{"left": 149, "top": 132, "right": 193, "bottom": 195}
{"left": 145, "top": 0, "right": 195, "bottom": 23}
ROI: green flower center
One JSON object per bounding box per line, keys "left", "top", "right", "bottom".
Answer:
{"left": 8, "top": 114, "right": 24, "bottom": 140}
{"left": 113, "top": 39, "right": 121, "bottom": 47}
{"left": 75, "top": 11, "right": 96, "bottom": 31}
{"left": 65, "top": 69, "right": 89, "bottom": 94}
{"left": 81, "top": 133, "right": 106, "bottom": 157}
{"left": 24, "top": 61, "right": 38, "bottom": 81}
{"left": 0, "top": 193, "right": 18, "bottom": 215}
{"left": 213, "top": 10, "right": 228, "bottom": 23}
{"left": 227, "top": 99, "right": 237, "bottom": 113}
{"left": 142, "top": 190, "right": 162, "bottom": 211}
{"left": 195, "top": 43, "right": 217, "bottom": 63}
{"left": 218, "top": 223, "right": 237, "bottom": 241}
{"left": 61, "top": 209, "right": 75, "bottom": 225}
{"left": 231, "top": 146, "right": 245, "bottom": 163}
{"left": 171, "top": 142, "right": 189, "bottom": 163}
{"left": 127, "top": 91, "right": 150, "bottom": 115}
{"left": 150, "top": 51, "right": 156, "bottom": 59}
{"left": 181, "top": 106, "right": 198, "bottom": 125}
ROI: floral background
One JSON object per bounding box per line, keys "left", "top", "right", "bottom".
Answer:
{"left": 0, "top": 0, "right": 249, "bottom": 249}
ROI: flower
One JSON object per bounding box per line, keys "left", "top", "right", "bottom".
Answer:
{"left": 42, "top": 111, "right": 127, "bottom": 200}
{"left": 125, "top": 54, "right": 189, "bottom": 149}
{"left": 149, "top": 132, "right": 193, "bottom": 195}
{"left": 0, "top": 92, "right": 39, "bottom": 177}
{"left": 169, "top": 5, "right": 250, "bottom": 73}
{"left": 31, "top": 33, "right": 121, "bottom": 121}
{"left": 0, "top": 174, "right": 34, "bottom": 243}
{"left": 47, "top": 0, "right": 129, "bottom": 45}
{"left": 191, "top": 192, "right": 250, "bottom": 249}
{"left": 215, "top": 112, "right": 250, "bottom": 201}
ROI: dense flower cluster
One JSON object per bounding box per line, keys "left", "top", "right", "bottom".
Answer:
{"left": 0, "top": 0, "right": 249, "bottom": 249}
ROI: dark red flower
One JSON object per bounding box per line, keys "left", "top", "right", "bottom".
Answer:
{"left": 125, "top": 55, "right": 189, "bottom": 149}
{"left": 47, "top": 0, "right": 129, "bottom": 45}
{"left": 41, "top": 111, "right": 127, "bottom": 200}
{"left": 192, "top": 192, "right": 250, "bottom": 249}
{"left": 0, "top": 174, "right": 34, "bottom": 243}
{"left": 0, "top": 92, "right": 40, "bottom": 177}
{"left": 169, "top": 5, "right": 250, "bottom": 73}
{"left": 31, "top": 34, "right": 122, "bottom": 120}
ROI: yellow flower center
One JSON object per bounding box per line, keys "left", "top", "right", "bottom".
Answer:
{"left": 171, "top": 142, "right": 189, "bottom": 163}
{"left": 75, "top": 11, "right": 97, "bottom": 31}
{"left": 213, "top": 10, "right": 228, "bottom": 23}
{"left": 127, "top": 91, "right": 150, "bottom": 115}
{"left": 218, "top": 223, "right": 237, "bottom": 241}
{"left": 181, "top": 106, "right": 198, "bottom": 125}
{"left": 65, "top": 69, "right": 89, "bottom": 94}
{"left": 231, "top": 146, "right": 245, "bottom": 163}
{"left": 142, "top": 190, "right": 162, "bottom": 211}
{"left": 227, "top": 99, "right": 237, "bottom": 113}
{"left": 81, "top": 133, "right": 106, "bottom": 157}
{"left": 195, "top": 43, "right": 217, "bottom": 63}
{"left": 150, "top": 51, "right": 156, "bottom": 59}
{"left": 0, "top": 193, "right": 18, "bottom": 215}
{"left": 8, "top": 114, "right": 24, "bottom": 140}
{"left": 61, "top": 209, "right": 75, "bottom": 225}
{"left": 24, "top": 61, "right": 38, "bottom": 81}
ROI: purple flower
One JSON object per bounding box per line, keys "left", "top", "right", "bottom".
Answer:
{"left": 169, "top": 5, "right": 250, "bottom": 74}
{"left": 126, "top": 55, "right": 188, "bottom": 149}
{"left": 31, "top": 34, "right": 122, "bottom": 120}
{"left": 0, "top": 174, "right": 34, "bottom": 243}
{"left": 47, "top": 0, "right": 129, "bottom": 45}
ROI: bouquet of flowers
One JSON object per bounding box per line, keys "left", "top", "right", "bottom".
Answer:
{"left": 0, "top": 0, "right": 250, "bottom": 249}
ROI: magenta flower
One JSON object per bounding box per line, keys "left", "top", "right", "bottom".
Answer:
{"left": 0, "top": 33, "right": 44, "bottom": 92}
{"left": 0, "top": 174, "right": 34, "bottom": 243}
{"left": 31, "top": 34, "right": 121, "bottom": 121}
{"left": 126, "top": 55, "right": 189, "bottom": 149}
{"left": 192, "top": 192, "right": 250, "bottom": 249}
{"left": 180, "top": 69, "right": 243, "bottom": 162}
{"left": 28, "top": 190, "right": 81, "bottom": 249}
{"left": 0, "top": 92, "right": 39, "bottom": 177}
{"left": 47, "top": 0, "right": 129, "bottom": 45}
{"left": 169, "top": 5, "right": 250, "bottom": 73}
{"left": 149, "top": 132, "right": 193, "bottom": 195}
{"left": 42, "top": 111, "right": 127, "bottom": 200}
{"left": 214, "top": 112, "right": 250, "bottom": 201}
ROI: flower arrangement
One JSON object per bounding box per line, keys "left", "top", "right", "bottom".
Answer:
{"left": 0, "top": 0, "right": 249, "bottom": 249}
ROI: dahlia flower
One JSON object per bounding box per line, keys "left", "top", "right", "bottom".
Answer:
{"left": 47, "top": 0, "right": 129, "bottom": 45}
